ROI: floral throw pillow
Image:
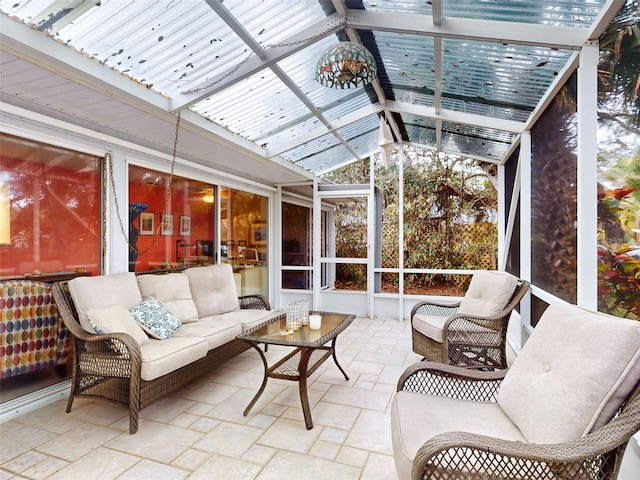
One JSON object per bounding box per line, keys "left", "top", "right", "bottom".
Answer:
{"left": 129, "top": 297, "right": 182, "bottom": 340}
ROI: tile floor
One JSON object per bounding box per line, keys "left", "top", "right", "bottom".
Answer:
{"left": 0, "top": 317, "right": 421, "bottom": 480}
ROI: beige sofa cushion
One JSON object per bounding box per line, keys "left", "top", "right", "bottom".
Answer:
{"left": 213, "top": 309, "right": 283, "bottom": 333}
{"left": 458, "top": 270, "right": 518, "bottom": 317}
{"left": 391, "top": 391, "right": 526, "bottom": 480}
{"left": 139, "top": 336, "right": 208, "bottom": 381}
{"left": 136, "top": 273, "right": 199, "bottom": 323}
{"left": 69, "top": 272, "right": 143, "bottom": 332}
{"left": 184, "top": 264, "right": 240, "bottom": 317}
{"left": 498, "top": 303, "right": 640, "bottom": 444}
{"left": 86, "top": 304, "right": 149, "bottom": 346}
{"left": 173, "top": 318, "right": 242, "bottom": 351}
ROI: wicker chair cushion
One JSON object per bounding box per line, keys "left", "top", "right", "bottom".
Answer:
{"left": 69, "top": 273, "right": 143, "bottom": 333}
{"left": 139, "top": 336, "right": 208, "bottom": 381}
{"left": 86, "top": 304, "right": 149, "bottom": 346}
{"left": 391, "top": 391, "right": 526, "bottom": 480}
{"left": 136, "top": 273, "right": 199, "bottom": 324}
{"left": 412, "top": 314, "right": 448, "bottom": 343}
{"left": 173, "top": 318, "right": 242, "bottom": 350}
{"left": 129, "top": 297, "right": 182, "bottom": 340}
{"left": 498, "top": 303, "right": 640, "bottom": 444}
{"left": 458, "top": 270, "right": 518, "bottom": 317}
{"left": 184, "top": 264, "right": 240, "bottom": 317}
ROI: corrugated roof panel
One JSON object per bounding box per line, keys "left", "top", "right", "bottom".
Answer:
{"left": 363, "top": 0, "right": 606, "bottom": 28}
{"left": 191, "top": 68, "right": 310, "bottom": 141}
{"left": 280, "top": 132, "right": 340, "bottom": 163}
{"left": 441, "top": 126, "right": 514, "bottom": 160}
{"left": 348, "top": 130, "right": 380, "bottom": 158}
{"left": 336, "top": 115, "right": 379, "bottom": 141}
{"left": 442, "top": 39, "right": 571, "bottom": 114}
{"left": 402, "top": 113, "right": 437, "bottom": 146}
{"left": 321, "top": 90, "right": 374, "bottom": 122}
{"left": 440, "top": 96, "right": 531, "bottom": 122}
{"left": 296, "top": 143, "right": 353, "bottom": 172}
{"left": 257, "top": 117, "right": 325, "bottom": 151}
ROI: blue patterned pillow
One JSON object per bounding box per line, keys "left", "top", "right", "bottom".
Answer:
{"left": 129, "top": 297, "right": 181, "bottom": 339}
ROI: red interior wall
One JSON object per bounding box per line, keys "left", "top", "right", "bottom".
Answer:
{"left": 0, "top": 157, "right": 101, "bottom": 277}
{"left": 129, "top": 182, "right": 213, "bottom": 271}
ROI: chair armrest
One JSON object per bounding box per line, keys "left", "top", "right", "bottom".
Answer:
{"left": 411, "top": 300, "right": 461, "bottom": 319}
{"left": 239, "top": 294, "right": 271, "bottom": 310}
{"left": 397, "top": 361, "right": 505, "bottom": 402}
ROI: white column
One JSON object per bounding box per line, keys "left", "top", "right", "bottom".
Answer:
{"left": 576, "top": 41, "right": 599, "bottom": 310}
{"left": 106, "top": 150, "right": 129, "bottom": 275}
{"left": 519, "top": 131, "right": 532, "bottom": 341}
{"left": 497, "top": 163, "right": 506, "bottom": 270}
{"left": 312, "top": 176, "right": 321, "bottom": 312}
{"left": 398, "top": 145, "right": 405, "bottom": 321}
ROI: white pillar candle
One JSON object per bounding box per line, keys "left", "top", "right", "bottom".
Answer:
{"left": 309, "top": 314, "right": 322, "bottom": 330}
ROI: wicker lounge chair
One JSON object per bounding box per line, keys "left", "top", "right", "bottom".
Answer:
{"left": 411, "top": 270, "right": 529, "bottom": 369}
{"left": 392, "top": 303, "right": 640, "bottom": 480}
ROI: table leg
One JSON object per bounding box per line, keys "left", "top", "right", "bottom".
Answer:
{"left": 298, "top": 348, "right": 314, "bottom": 430}
{"left": 243, "top": 341, "right": 269, "bottom": 417}
{"left": 331, "top": 337, "right": 349, "bottom": 381}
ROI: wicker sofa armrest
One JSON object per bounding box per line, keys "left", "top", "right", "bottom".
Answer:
{"left": 239, "top": 294, "right": 271, "bottom": 310}
{"left": 397, "top": 361, "right": 505, "bottom": 402}
{"left": 410, "top": 300, "right": 461, "bottom": 319}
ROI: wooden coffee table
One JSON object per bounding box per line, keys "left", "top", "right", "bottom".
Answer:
{"left": 238, "top": 311, "right": 354, "bottom": 429}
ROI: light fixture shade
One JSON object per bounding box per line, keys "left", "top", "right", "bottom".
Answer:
{"left": 316, "top": 41, "right": 377, "bottom": 89}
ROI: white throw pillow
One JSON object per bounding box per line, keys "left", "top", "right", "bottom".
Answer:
{"left": 129, "top": 297, "right": 182, "bottom": 340}
{"left": 86, "top": 304, "right": 149, "bottom": 346}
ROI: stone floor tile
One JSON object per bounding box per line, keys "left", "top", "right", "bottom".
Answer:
{"left": 105, "top": 421, "right": 202, "bottom": 463}
{"left": 66, "top": 399, "right": 129, "bottom": 427}
{"left": 345, "top": 410, "right": 393, "bottom": 456}
{"left": 322, "top": 384, "right": 391, "bottom": 411}
{"left": 170, "top": 448, "right": 210, "bottom": 471}
{"left": 138, "top": 396, "right": 196, "bottom": 423}
{"left": 256, "top": 417, "right": 320, "bottom": 453}
{"left": 169, "top": 412, "right": 200, "bottom": 429}
{"left": 360, "top": 452, "right": 398, "bottom": 480}
{"left": 189, "top": 416, "right": 220, "bottom": 433}
{"left": 318, "top": 427, "right": 348, "bottom": 444}
{"left": 309, "top": 439, "right": 340, "bottom": 460}
{"left": 255, "top": 450, "right": 360, "bottom": 480}
{"left": 308, "top": 401, "right": 360, "bottom": 430}
{"left": 46, "top": 447, "right": 139, "bottom": 480}
{"left": 117, "top": 458, "right": 189, "bottom": 480}
{"left": 247, "top": 413, "right": 277, "bottom": 429}
{"left": 187, "top": 454, "right": 261, "bottom": 480}
{"left": 336, "top": 445, "right": 369, "bottom": 468}
{"left": 12, "top": 400, "right": 83, "bottom": 435}
{"left": 35, "top": 423, "right": 119, "bottom": 462}
{"left": 0, "top": 425, "right": 57, "bottom": 464}
{"left": 193, "top": 421, "right": 264, "bottom": 457}
{"left": 348, "top": 360, "right": 384, "bottom": 375}
{"left": 241, "top": 444, "right": 277, "bottom": 465}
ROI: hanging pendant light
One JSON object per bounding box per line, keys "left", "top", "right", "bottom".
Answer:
{"left": 316, "top": 41, "right": 377, "bottom": 89}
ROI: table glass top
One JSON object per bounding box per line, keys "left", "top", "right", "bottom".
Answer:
{"left": 238, "top": 311, "right": 354, "bottom": 347}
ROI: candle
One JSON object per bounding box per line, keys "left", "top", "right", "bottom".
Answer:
{"left": 309, "top": 314, "right": 322, "bottom": 330}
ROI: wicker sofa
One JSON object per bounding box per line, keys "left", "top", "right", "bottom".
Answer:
{"left": 392, "top": 302, "right": 640, "bottom": 479}
{"left": 52, "top": 264, "right": 280, "bottom": 434}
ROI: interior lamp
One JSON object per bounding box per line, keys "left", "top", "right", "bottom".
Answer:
{"left": 316, "top": 41, "right": 377, "bottom": 89}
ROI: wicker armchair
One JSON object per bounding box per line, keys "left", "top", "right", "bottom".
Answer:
{"left": 52, "top": 281, "right": 270, "bottom": 434}
{"left": 392, "top": 303, "right": 640, "bottom": 480}
{"left": 411, "top": 271, "right": 529, "bottom": 369}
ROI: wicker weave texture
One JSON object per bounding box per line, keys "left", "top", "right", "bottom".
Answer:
{"left": 52, "top": 280, "right": 265, "bottom": 434}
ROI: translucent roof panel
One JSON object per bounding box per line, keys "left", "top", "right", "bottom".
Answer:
{"left": 192, "top": 68, "right": 310, "bottom": 141}
{"left": 441, "top": 39, "right": 572, "bottom": 117}
{"left": 363, "top": 0, "right": 606, "bottom": 27}
{"left": 0, "top": 0, "right": 620, "bottom": 173}
{"left": 441, "top": 122, "right": 517, "bottom": 160}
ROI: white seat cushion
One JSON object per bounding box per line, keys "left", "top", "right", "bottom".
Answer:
{"left": 69, "top": 272, "right": 143, "bottom": 333}
{"left": 391, "top": 391, "right": 526, "bottom": 480}
{"left": 184, "top": 264, "right": 240, "bottom": 317}
{"left": 213, "top": 309, "right": 283, "bottom": 333}
{"left": 458, "top": 270, "right": 518, "bottom": 317}
{"left": 136, "top": 273, "right": 199, "bottom": 323}
{"left": 139, "top": 336, "right": 208, "bottom": 381}
{"left": 498, "top": 303, "right": 640, "bottom": 444}
{"left": 173, "top": 318, "right": 242, "bottom": 351}
{"left": 412, "top": 314, "right": 448, "bottom": 343}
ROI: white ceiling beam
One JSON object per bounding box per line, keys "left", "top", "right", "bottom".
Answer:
{"left": 387, "top": 101, "right": 525, "bottom": 133}
{"left": 347, "top": 9, "right": 590, "bottom": 49}
{"left": 404, "top": 141, "right": 501, "bottom": 165}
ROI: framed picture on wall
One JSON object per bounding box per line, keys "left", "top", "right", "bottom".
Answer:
{"left": 161, "top": 214, "right": 173, "bottom": 236}
{"left": 179, "top": 215, "right": 191, "bottom": 236}
{"left": 251, "top": 221, "right": 267, "bottom": 246}
{"left": 140, "top": 212, "right": 154, "bottom": 236}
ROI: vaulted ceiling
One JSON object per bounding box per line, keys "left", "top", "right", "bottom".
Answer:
{"left": 0, "top": 0, "right": 623, "bottom": 185}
